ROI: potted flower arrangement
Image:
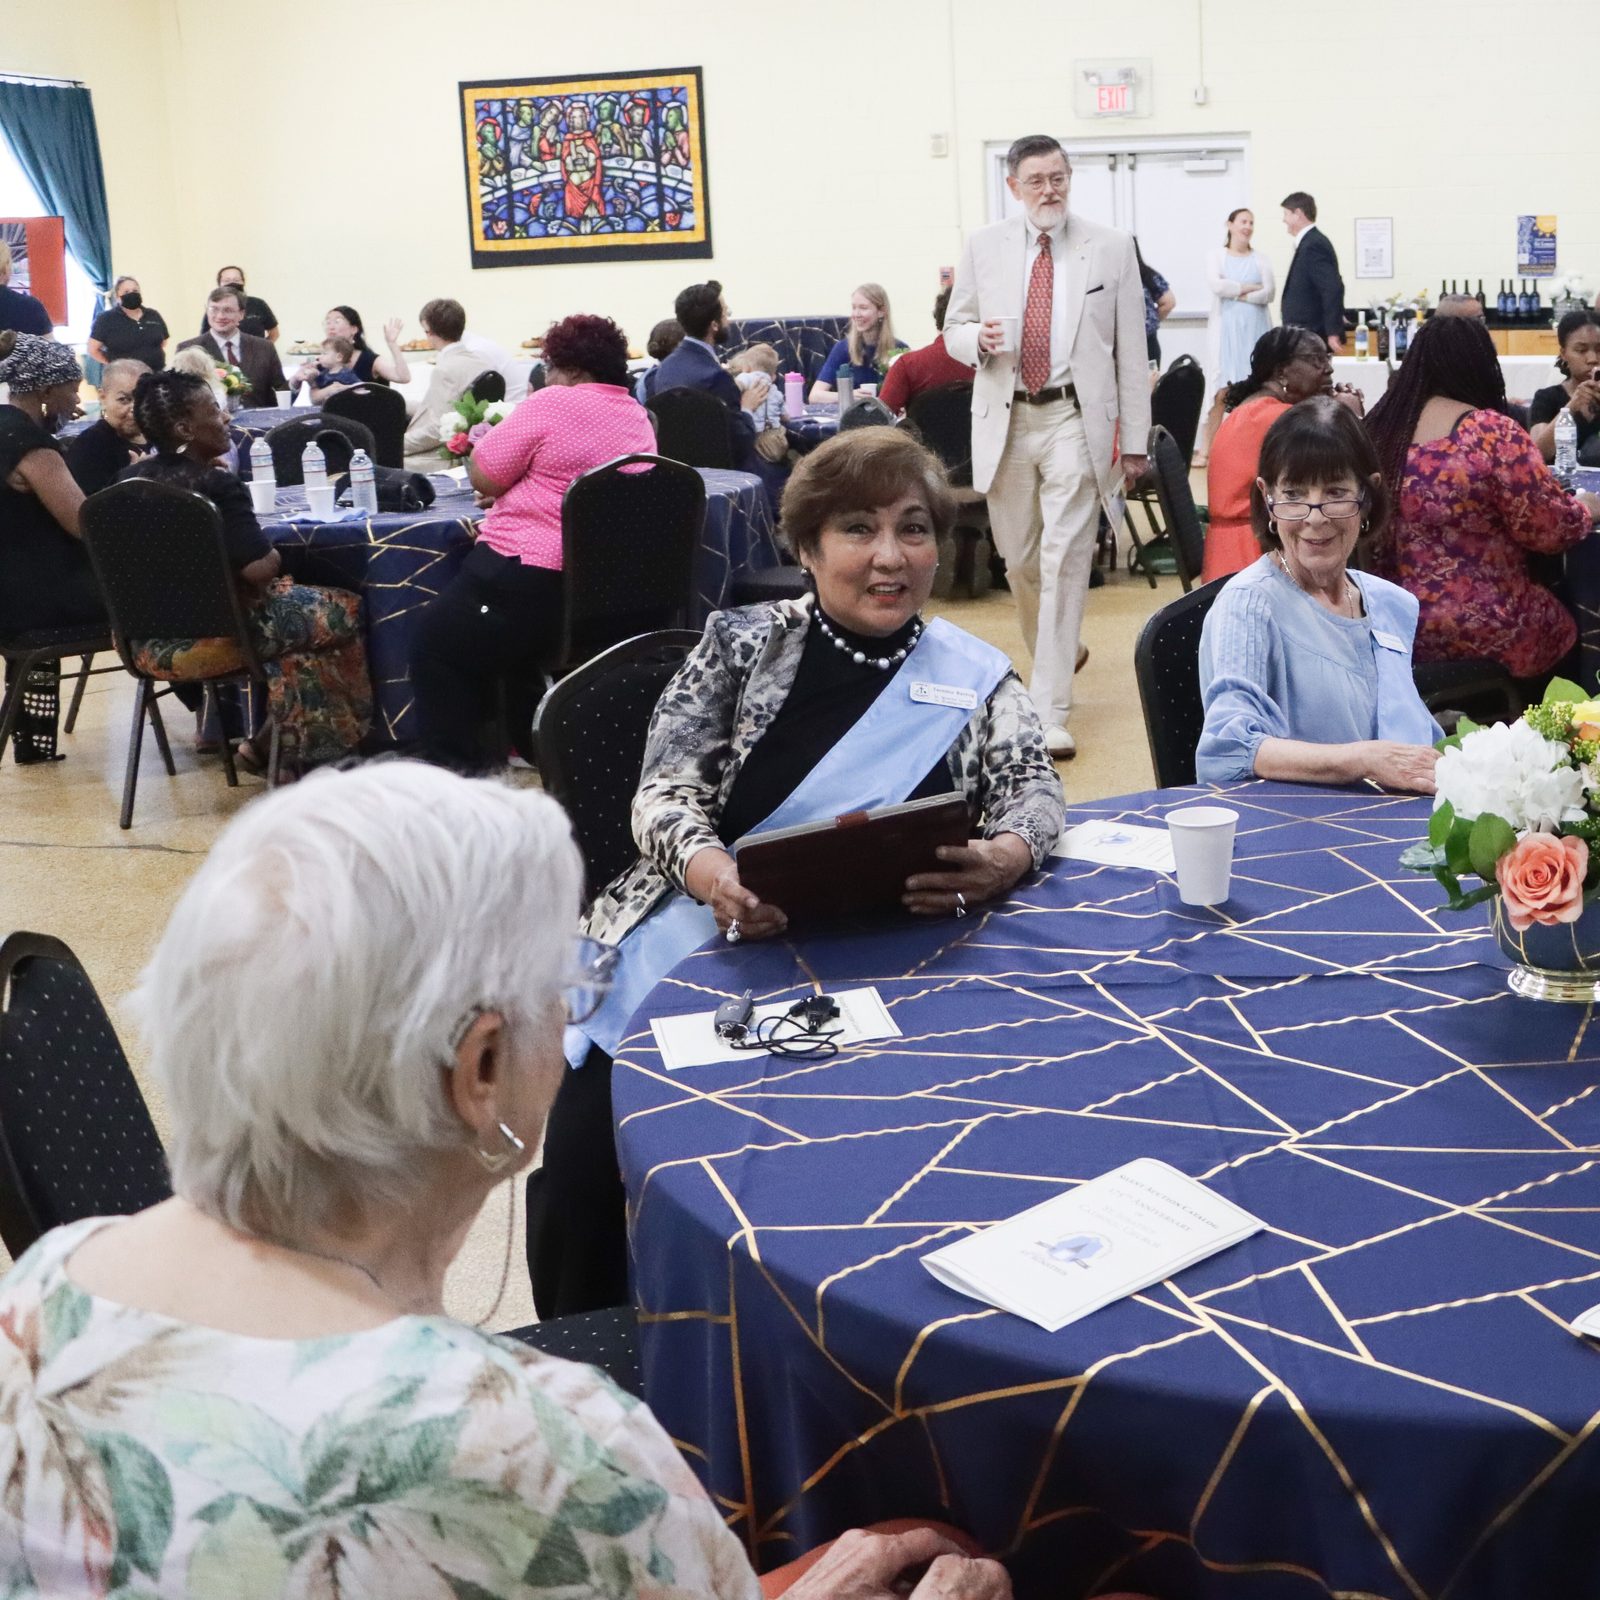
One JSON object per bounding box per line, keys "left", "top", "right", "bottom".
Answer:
{"left": 1402, "top": 679, "right": 1600, "bottom": 1000}
{"left": 216, "top": 362, "right": 250, "bottom": 413}
{"left": 439, "top": 393, "right": 511, "bottom": 462}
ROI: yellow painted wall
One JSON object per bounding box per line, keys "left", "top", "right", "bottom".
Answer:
{"left": 9, "top": 0, "right": 1593, "bottom": 352}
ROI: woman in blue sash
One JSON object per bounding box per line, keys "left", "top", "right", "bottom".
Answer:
{"left": 527, "top": 429, "right": 1065, "bottom": 1316}
{"left": 1196, "top": 397, "right": 1443, "bottom": 791}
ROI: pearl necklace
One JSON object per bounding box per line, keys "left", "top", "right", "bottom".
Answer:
{"left": 815, "top": 611, "right": 923, "bottom": 670}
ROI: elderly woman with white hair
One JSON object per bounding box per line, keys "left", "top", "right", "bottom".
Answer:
{"left": 0, "top": 763, "right": 1011, "bottom": 1600}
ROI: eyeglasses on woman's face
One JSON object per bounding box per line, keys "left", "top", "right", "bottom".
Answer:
{"left": 1266, "top": 488, "right": 1366, "bottom": 522}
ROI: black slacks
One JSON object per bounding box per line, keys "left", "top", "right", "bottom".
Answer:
{"left": 525, "top": 1043, "right": 632, "bottom": 1318}
{"left": 410, "top": 542, "right": 564, "bottom": 771}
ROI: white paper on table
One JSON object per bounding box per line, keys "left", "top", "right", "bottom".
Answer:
{"left": 651, "top": 984, "right": 900, "bottom": 1071}
{"left": 1570, "top": 1302, "right": 1600, "bottom": 1338}
{"left": 922, "top": 1158, "right": 1262, "bottom": 1332}
{"left": 1053, "top": 819, "right": 1176, "bottom": 873}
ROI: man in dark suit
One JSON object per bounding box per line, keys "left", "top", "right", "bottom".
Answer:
{"left": 1280, "top": 192, "right": 1346, "bottom": 352}
{"left": 178, "top": 285, "right": 286, "bottom": 408}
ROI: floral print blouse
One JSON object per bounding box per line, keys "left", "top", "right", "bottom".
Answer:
{"left": 1372, "top": 408, "right": 1592, "bottom": 678}
{"left": 0, "top": 1219, "right": 761, "bottom": 1600}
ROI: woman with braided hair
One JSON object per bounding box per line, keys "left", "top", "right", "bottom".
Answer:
{"left": 1201, "top": 325, "right": 1363, "bottom": 582}
{"left": 120, "top": 367, "right": 372, "bottom": 772}
{"left": 1365, "top": 314, "right": 1600, "bottom": 680}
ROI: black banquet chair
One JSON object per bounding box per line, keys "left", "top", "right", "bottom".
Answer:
{"left": 81, "top": 478, "right": 286, "bottom": 827}
{"left": 0, "top": 625, "right": 116, "bottom": 767}
{"left": 0, "top": 930, "right": 171, "bottom": 1257}
{"left": 1122, "top": 356, "right": 1209, "bottom": 586}
{"left": 468, "top": 369, "right": 506, "bottom": 403}
{"left": 1146, "top": 425, "right": 1207, "bottom": 592}
{"left": 557, "top": 454, "right": 706, "bottom": 670}
{"left": 534, "top": 628, "right": 702, "bottom": 903}
{"left": 646, "top": 387, "right": 735, "bottom": 470}
{"left": 321, "top": 383, "right": 408, "bottom": 468}
{"left": 1133, "top": 576, "right": 1229, "bottom": 789}
{"left": 838, "top": 396, "right": 896, "bottom": 432}
{"left": 904, "top": 383, "right": 992, "bottom": 599}
{"left": 260, "top": 414, "right": 378, "bottom": 485}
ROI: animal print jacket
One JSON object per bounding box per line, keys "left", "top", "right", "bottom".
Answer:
{"left": 584, "top": 596, "right": 1066, "bottom": 945}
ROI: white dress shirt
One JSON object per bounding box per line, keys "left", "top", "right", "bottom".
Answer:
{"left": 1020, "top": 220, "right": 1072, "bottom": 389}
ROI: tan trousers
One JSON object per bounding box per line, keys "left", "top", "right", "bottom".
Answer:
{"left": 984, "top": 397, "right": 1102, "bottom": 726}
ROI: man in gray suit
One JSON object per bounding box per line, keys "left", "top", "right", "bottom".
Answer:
{"left": 945, "top": 134, "right": 1150, "bottom": 759}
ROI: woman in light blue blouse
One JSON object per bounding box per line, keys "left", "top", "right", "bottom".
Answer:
{"left": 1196, "top": 397, "right": 1443, "bottom": 793}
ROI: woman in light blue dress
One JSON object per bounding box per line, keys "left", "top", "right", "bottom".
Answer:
{"left": 1199, "top": 208, "right": 1278, "bottom": 460}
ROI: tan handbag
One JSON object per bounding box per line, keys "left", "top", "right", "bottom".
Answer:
{"left": 754, "top": 426, "right": 789, "bottom": 464}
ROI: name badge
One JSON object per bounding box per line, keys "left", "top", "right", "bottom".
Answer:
{"left": 910, "top": 680, "right": 979, "bottom": 711}
{"left": 1372, "top": 630, "right": 1407, "bottom": 654}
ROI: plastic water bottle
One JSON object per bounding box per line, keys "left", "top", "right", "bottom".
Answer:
{"left": 249, "top": 436, "right": 274, "bottom": 487}
{"left": 783, "top": 371, "right": 805, "bottom": 419}
{"left": 301, "top": 440, "right": 327, "bottom": 493}
{"left": 349, "top": 448, "right": 378, "bottom": 514}
{"left": 1554, "top": 408, "right": 1579, "bottom": 486}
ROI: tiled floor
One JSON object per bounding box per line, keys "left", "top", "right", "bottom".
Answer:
{"left": 0, "top": 552, "right": 1186, "bottom": 1327}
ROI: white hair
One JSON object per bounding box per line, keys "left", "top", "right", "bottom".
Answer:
{"left": 129, "top": 761, "right": 583, "bottom": 1238}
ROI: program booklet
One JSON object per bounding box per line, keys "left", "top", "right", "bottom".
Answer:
{"left": 922, "top": 1158, "right": 1263, "bottom": 1332}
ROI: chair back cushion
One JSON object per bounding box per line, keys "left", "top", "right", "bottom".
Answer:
{"left": 321, "top": 384, "right": 408, "bottom": 468}
{"left": 0, "top": 933, "right": 170, "bottom": 1256}
{"left": 535, "top": 631, "right": 702, "bottom": 900}
{"left": 469, "top": 369, "right": 507, "bottom": 403}
{"left": 1149, "top": 355, "right": 1207, "bottom": 464}
{"left": 1148, "top": 425, "right": 1207, "bottom": 588}
{"left": 560, "top": 455, "right": 706, "bottom": 668}
{"left": 1133, "top": 576, "right": 1229, "bottom": 788}
{"left": 81, "top": 479, "right": 246, "bottom": 644}
{"left": 262, "top": 414, "right": 377, "bottom": 484}
{"left": 646, "top": 388, "right": 735, "bottom": 470}
{"left": 904, "top": 383, "right": 976, "bottom": 486}
{"left": 838, "top": 396, "right": 895, "bottom": 432}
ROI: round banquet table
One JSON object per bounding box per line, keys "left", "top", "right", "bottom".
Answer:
{"left": 783, "top": 401, "right": 839, "bottom": 453}
{"left": 613, "top": 780, "right": 1600, "bottom": 1600}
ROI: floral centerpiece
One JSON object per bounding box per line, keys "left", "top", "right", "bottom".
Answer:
{"left": 215, "top": 362, "right": 250, "bottom": 411}
{"left": 1402, "top": 680, "right": 1600, "bottom": 999}
{"left": 439, "top": 394, "right": 510, "bottom": 461}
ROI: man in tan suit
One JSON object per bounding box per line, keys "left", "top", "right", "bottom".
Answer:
{"left": 945, "top": 134, "right": 1150, "bottom": 758}
{"left": 177, "top": 286, "right": 285, "bottom": 409}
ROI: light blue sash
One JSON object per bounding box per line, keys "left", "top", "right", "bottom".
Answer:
{"left": 566, "top": 618, "right": 1011, "bottom": 1064}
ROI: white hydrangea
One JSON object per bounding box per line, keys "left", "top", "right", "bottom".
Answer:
{"left": 1434, "top": 719, "right": 1588, "bottom": 833}
{"left": 481, "top": 401, "right": 510, "bottom": 424}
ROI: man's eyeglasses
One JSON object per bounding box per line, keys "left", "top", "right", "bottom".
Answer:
{"left": 564, "top": 938, "right": 618, "bottom": 1025}
{"left": 1267, "top": 492, "right": 1365, "bottom": 522}
{"left": 1018, "top": 174, "right": 1069, "bottom": 195}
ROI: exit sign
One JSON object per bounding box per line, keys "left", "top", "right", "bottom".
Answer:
{"left": 1074, "top": 58, "right": 1151, "bottom": 119}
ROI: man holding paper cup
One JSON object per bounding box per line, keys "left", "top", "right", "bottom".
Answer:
{"left": 944, "top": 134, "right": 1151, "bottom": 761}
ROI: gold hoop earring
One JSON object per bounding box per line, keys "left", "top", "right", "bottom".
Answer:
{"left": 474, "top": 1119, "right": 526, "bottom": 1174}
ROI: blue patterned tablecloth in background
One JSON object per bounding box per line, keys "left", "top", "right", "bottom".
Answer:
{"left": 615, "top": 781, "right": 1600, "bottom": 1600}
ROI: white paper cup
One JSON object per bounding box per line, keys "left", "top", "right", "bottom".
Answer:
{"left": 858, "top": 383, "right": 877, "bottom": 398}
{"left": 996, "top": 316, "right": 1019, "bottom": 353}
{"left": 273, "top": 390, "right": 291, "bottom": 409}
{"left": 247, "top": 479, "right": 277, "bottom": 515}
{"left": 1166, "top": 806, "right": 1239, "bottom": 906}
{"left": 304, "top": 484, "right": 336, "bottom": 519}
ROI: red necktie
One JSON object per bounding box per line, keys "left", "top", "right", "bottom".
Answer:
{"left": 1020, "top": 233, "right": 1053, "bottom": 395}
{"left": 225, "top": 340, "right": 237, "bottom": 365}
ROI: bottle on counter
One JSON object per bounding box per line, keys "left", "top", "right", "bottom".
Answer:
{"left": 1393, "top": 312, "right": 1409, "bottom": 362}
{"left": 349, "top": 448, "right": 378, "bottom": 514}
{"left": 1375, "top": 309, "right": 1390, "bottom": 363}
{"left": 1554, "top": 408, "right": 1579, "bottom": 486}
{"left": 1518, "top": 279, "right": 1535, "bottom": 319}
{"left": 1476, "top": 279, "right": 1487, "bottom": 312}
{"left": 1354, "top": 311, "right": 1370, "bottom": 361}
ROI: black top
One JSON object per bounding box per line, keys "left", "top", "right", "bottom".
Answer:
{"left": 717, "top": 609, "right": 954, "bottom": 845}
{"left": 197, "top": 294, "right": 277, "bottom": 341}
{"left": 0, "top": 406, "right": 105, "bottom": 637}
{"left": 64, "top": 418, "right": 140, "bottom": 498}
{"left": 1529, "top": 383, "right": 1600, "bottom": 451}
{"left": 0, "top": 287, "right": 52, "bottom": 336}
{"left": 119, "top": 455, "right": 273, "bottom": 570}
{"left": 89, "top": 305, "right": 169, "bottom": 370}
{"left": 352, "top": 347, "right": 389, "bottom": 386}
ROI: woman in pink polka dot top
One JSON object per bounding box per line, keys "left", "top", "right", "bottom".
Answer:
{"left": 409, "top": 313, "right": 656, "bottom": 769}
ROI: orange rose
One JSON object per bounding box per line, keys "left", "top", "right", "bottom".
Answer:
{"left": 1496, "top": 833, "right": 1589, "bottom": 931}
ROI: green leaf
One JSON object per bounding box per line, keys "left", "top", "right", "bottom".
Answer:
{"left": 351, "top": 1414, "right": 463, "bottom": 1505}
{"left": 41, "top": 1283, "right": 91, "bottom": 1360}
{"left": 561, "top": 1469, "right": 668, "bottom": 1537}
{"left": 1455, "top": 715, "right": 1484, "bottom": 737}
{"left": 1400, "top": 842, "right": 1445, "bottom": 872}
{"left": 1444, "top": 819, "right": 1473, "bottom": 880}
{"left": 1443, "top": 882, "right": 1501, "bottom": 912}
{"left": 1468, "top": 814, "right": 1517, "bottom": 880}
{"left": 184, "top": 1496, "right": 290, "bottom": 1600}
{"left": 1544, "top": 676, "right": 1588, "bottom": 705}
{"left": 159, "top": 1394, "right": 301, "bottom": 1507}
{"left": 524, "top": 1520, "right": 590, "bottom": 1588}
{"left": 1428, "top": 800, "right": 1456, "bottom": 850}
{"left": 87, "top": 1431, "right": 175, "bottom": 1585}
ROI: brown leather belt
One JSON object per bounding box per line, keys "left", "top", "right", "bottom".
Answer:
{"left": 1014, "top": 384, "right": 1077, "bottom": 406}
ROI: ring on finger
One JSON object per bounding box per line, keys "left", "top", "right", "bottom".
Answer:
{"left": 725, "top": 919, "right": 742, "bottom": 945}
{"left": 954, "top": 891, "right": 967, "bottom": 919}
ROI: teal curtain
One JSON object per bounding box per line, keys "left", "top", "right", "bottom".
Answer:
{"left": 0, "top": 80, "right": 112, "bottom": 298}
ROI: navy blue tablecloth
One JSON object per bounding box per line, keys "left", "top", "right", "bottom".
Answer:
{"left": 263, "top": 469, "right": 777, "bottom": 745}
{"left": 727, "top": 316, "right": 849, "bottom": 388}
{"left": 783, "top": 402, "right": 839, "bottom": 454}
{"left": 613, "top": 781, "right": 1600, "bottom": 1600}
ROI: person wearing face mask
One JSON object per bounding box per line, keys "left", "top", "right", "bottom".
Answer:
{"left": 177, "top": 286, "right": 286, "bottom": 409}
{"left": 197, "top": 264, "right": 278, "bottom": 342}
{"left": 65, "top": 359, "right": 149, "bottom": 496}
{"left": 943, "top": 134, "right": 1152, "bottom": 762}
{"left": 1197, "top": 397, "right": 1442, "bottom": 792}
{"left": 87, "top": 275, "right": 169, "bottom": 372}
